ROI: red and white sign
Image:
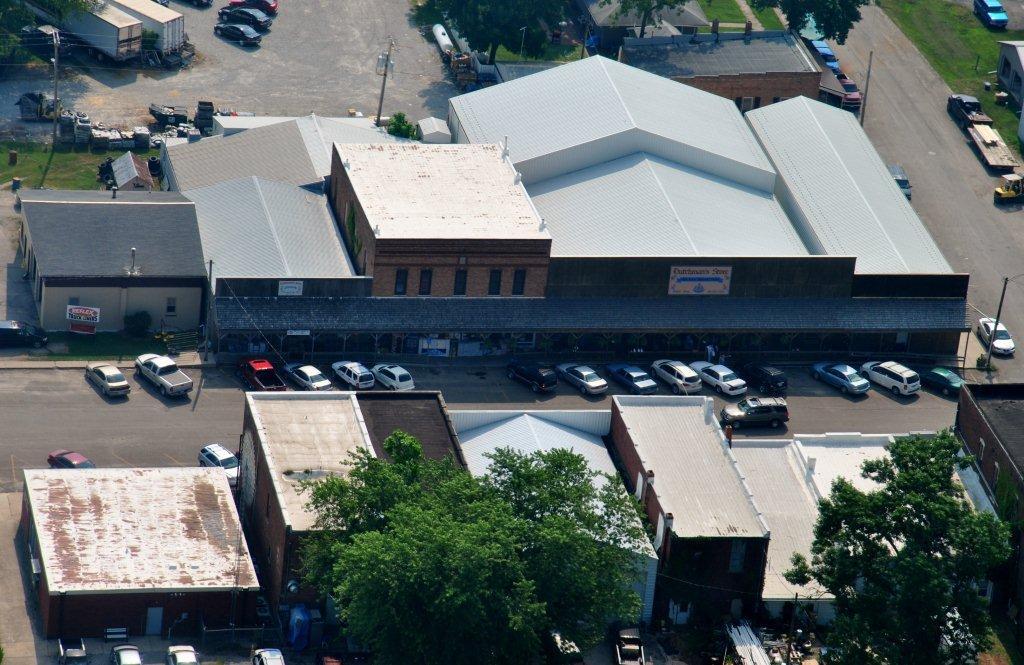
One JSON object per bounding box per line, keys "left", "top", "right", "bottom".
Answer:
{"left": 66, "top": 305, "right": 100, "bottom": 335}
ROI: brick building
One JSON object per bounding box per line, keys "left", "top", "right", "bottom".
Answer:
{"left": 19, "top": 468, "right": 259, "bottom": 638}
{"left": 237, "top": 391, "right": 464, "bottom": 615}
{"left": 607, "top": 395, "right": 770, "bottom": 623}
{"left": 618, "top": 31, "right": 821, "bottom": 112}
{"left": 327, "top": 143, "right": 551, "bottom": 298}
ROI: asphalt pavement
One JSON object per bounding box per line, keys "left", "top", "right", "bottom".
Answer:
{"left": 831, "top": 6, "right": 1024, "bottom": 381}
{"left": 0, "top": 364, "right": 957, "bottom": 491}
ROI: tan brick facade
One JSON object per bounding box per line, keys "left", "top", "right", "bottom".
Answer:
{"left": 672, "top": 72, "right": 821, "bottom": 109}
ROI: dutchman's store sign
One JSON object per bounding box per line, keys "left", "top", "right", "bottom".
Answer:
{"left": 668, "top": 266, "right": 732, "bottom": 295}
{"left": 66, "top": 305, "right": 100, "bottom": 334}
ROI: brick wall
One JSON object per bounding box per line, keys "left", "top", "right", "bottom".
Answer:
{"left": 671, "top": 72, "right": 821, "bottom": 108}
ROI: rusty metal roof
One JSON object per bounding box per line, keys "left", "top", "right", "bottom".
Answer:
{"left": 24, "top": 468, "right": 259, "bottom": 594}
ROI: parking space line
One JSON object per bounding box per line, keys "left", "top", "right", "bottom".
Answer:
{"left": 164, "top": 453, "right": 184, "bottom": 466}
{"left": 110, "top": 451, "right": 133, "bottom": 467}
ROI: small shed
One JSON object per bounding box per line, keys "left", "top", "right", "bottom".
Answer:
{"left": 111, "top": 151, "right": 154, "bottom": 191}
{"left": 416, "top": 116, "right": 451, "bottom": 144}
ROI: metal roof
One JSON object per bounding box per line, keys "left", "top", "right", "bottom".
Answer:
{"left": 578, "top": 0, "right": 707, "bottom": 28}
{"left": 213, "top": 295, "right": 968, "bottom": 333}
{"left": 621, "top": 31, "right": 820, "bottom": 78}
{"left": 19, "top": 190, "right": 205, "bottom": 278}
{"left": 612, "top": 395, "right": 769, "bottom": 538}
{"left": 184, "top": 176, "right": 355, "bottom": 284}
{"left": 746, "top": 97, "right": 953, "bottom": 274}
{"left": 337, "top": 143, "right": 550, "bottom": 240}
{"left": 527, "top": 152, "right": 806, "bottom": 257}
{"left": 23, "top": 468, "right": 258, "bottom": 594}
{"left": 449, "top": 56, "right": 776, "bottom": 190}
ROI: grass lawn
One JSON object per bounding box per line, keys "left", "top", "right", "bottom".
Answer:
{"left": 41, "top": 332, "right": 165, "bottom": 361}
{"left": 878, "top": 0, "right": 1024, "bottom": 154}
{"left": 494, "top": 43, "right": 580, "bottom": 63}
{"left": 696, "top": 0, "right": 749, "bottom": 25}
{"left": 752, "top": 3, "right": 785, "bottom": 30}
{"left": 0, "top": 142, "right": 158, "bottom": 190}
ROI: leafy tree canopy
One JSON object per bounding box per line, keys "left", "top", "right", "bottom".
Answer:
{"left": 600, "top": 0, "right": 693, "bottom": 39}
{"left": 789, "top": 432, "right": 1010, "bottom": 665}
{"left": 749, "top": 0, "right": 868, "bottom": 43}
{"left": 301, "top": 431, "right": 648, "bottom": 665}
{"left": 431, "top": 0, "right": 562, "bottom": 64}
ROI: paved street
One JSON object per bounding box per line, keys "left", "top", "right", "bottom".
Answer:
{"left": 0, "top": 0, "right": 456, "bottom": 133}
{"left": 832, "top": 6, "right": 1024, "bottom": 381}
{"left": 0, "top": 364, "right": 957, "bottom": 491}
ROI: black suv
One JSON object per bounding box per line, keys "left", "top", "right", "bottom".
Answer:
{"left": 217, "top": 6, "right": 273, "bottom": 30}
{"left": 507, "top": 360, "right": 557, "bottom": 393}
{"left": 0, "top": 320, "right": 47, "bottom": 348}
{"left": 742, "top": 362, "right": 788, "bottom": 395}
{"left": 720, "top": 397, "right": 789, "bottom": 429}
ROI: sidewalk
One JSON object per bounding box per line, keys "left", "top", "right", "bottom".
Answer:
{"left": 0, "top": 351, "right": 217, "bottom": 370}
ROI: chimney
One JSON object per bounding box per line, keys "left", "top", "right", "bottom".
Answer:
{"left": 664, "top": 512, "right": 674, "bottom": 531}
{"left": 744, "top": 20, "right": 752, "bottom": 37}
{"left": 724, "top": 423, "right": 734, "bottom": 447}
{"left": 712, "top": 18, "right": 720, "bottom": 41}
{"left": 130, "top": 247, "right": 137, "bottom": 274}
{"left": 806, "top": 456, "right": 817, "bottom": 474}
{"left": 646, "top": 469, "right": 655, "bottom": 487}
{"left": 111, "top": 186, "right": 118, "bottom": 199}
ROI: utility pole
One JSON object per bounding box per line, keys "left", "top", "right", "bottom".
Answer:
{"left": 51, "top": 29, "right": 60, "bottom": 145}
{"left": 786, "top": 592, "right": 798, "bottom": 663}
{"left": 518, "top": 26, "right": 527, "bottom": 61}
{"left": 375, "top": 38, "right": 395, "bottom": 128}
{"left": 859, "top": 49, "right": 873, "bottom": 127}
{"left": 985, "top": 276, "right": 1010, "bottom": 371}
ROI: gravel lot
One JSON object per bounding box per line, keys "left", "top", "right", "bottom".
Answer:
{"left": 0, "top": 0, "right": 457, "bottom": 133}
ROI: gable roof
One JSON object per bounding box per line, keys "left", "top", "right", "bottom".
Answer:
{"left": 111, "top": 151, "right": 153, "bottom": 189}
{"left": 746, "top": 97, "right": 952, "bottom": 274}
{"left": 184, "top": 176, "right": 355, "bottom": 285}
{"left": 19, "top": 190, "right": 205, "bottom": 278}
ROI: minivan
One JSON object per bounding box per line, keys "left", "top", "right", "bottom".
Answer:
{"left": 0, "top": 320, "right": 48, "bottom": 348}
{"left": 860, "top": 361, "right": 921, "bottom": 396}
{"left": 720, "top": 397, "right": 789, "bottom": 429}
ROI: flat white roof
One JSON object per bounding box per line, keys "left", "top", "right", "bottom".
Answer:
{"left": 337, "top": 143, "right": 550, "bottom": 240}
{"left": 246, "top": 393, "right": 375, "bottom": 531}
{"left": 108, "top": 0, "right": 182, "bottom": 23}
{"left": 94, "top": 2, "right": 142, "bottom": 28}
{"left": 612, "top": 395, "right": 768, "bottom": 539}
{"left": 24, "top": 468, "right": 258, "bottom": 594}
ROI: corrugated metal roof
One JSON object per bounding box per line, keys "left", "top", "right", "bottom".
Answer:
{"left": 528, "top": 152, "right": 807, "bottom": 257}
{"left": 612, "top": 395, "right": 768, "bottom": 538}
{"left": 24, "top": 468, "right": 258, "bottom": 594}
{"left": 746, "top": 97, "right": 953, "bottom": 274}
{"left": 184, "top": 177, "right": 355, "bottom": 284}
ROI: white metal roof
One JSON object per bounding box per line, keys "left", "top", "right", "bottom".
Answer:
{"left": 449, "top": 56, "right": 777, "bottom": 190}
{"left": 107, "top": 0, "right": 183, "bottom": 23}
{"left": 93, "top": 2, "right": 142, "bottom": 29}
{"left": 746, "top": 97, "right": 952, "bottom": 274}
{"left": 337, "top": 143, "right": 550, "bottom": 240}
{"left": 612, "top": 395, "right": 768, "bottom": 538}
{"left": 23, "top": 468, "right": 258, "bottom": 594}
{"left": 246, "top": 393, "right": 375, "bottom": 531}
{"left": 527, "top": 152, "right": 807, "bottom": 257}
{"left": 185, "top": 176, "right": 356, "bottom": 285}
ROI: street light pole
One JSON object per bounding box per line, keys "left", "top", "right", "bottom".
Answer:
{"left": 518, "top": 26, "right": 527, "bottom": 61}
{"left": 374, "top": 37, "right": 395, "bottom": 128}
{"left": 51, "top": 29, "right": 60, "bottom": 145}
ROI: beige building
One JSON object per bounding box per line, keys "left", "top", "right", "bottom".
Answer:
{"left": 18, "top": 190, "right": 207, "bottom": 332}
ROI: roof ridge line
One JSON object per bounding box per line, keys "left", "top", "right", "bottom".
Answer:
{"left": 642, "top": 153, "right": 700, "bottom": 254}
{"left": 599, "top": 58, "right": 640, "bottom": 131}
{"left": 251, "top": 175, "right": 292, "bottom": 274}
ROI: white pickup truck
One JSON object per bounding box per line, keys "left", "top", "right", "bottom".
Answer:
{"left": 135, "top": 353, "right": 193, "bottom": 397}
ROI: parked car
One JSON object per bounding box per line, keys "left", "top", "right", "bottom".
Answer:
{"left": 650, "top": 359, "right": 701, "bottom": 394}
{"left": 331, "top": 361, "right": 375, "bottom": 389}
{"left": 740, "top": 362, "right": 788, "bottom": 395}
{"left": 555, "top": 363, "right": 608, "bottom": 395}
{"left": 811, "top": 362, "right": 870, "bottom": 395}
{"left": 372, "top": 364, "right": 415, "bottom": 391}
{"left": 0, "top": 319, "right": 47, "bottom": 348}
{"left": 135, "top": 354, "right": 193, "bottom": 397}
{"left": 152, "top": 0, "right": 170, "bottom": 6}
{"left": 689, "top": 361, "right": 747, "bottom": 396}
{"left": 182, "top": 0, "right": 213, "bottom": 6}
{"left": 198, "top": 443, "right": 239, "bottom": 488}
{"left": 860, "top": 361, "right": 921, "bottom": 396}
{"left": 607, "top": 363, "right": 658, "bottom": 395}
{"left": 48, "top": 449, "right": 95, "bottom": 469}
{"left": 614, "top": 629, "right": 645, "bottom": 665}
{"left": 507, "top": 360, "right": 558, "bottom": 393}
{"left": 974, "top": 0, "right": 1009, "bottom": 27}
{"left": 85, "top": 362, "right": 131, "bottom": 398}
{"left": 166, "top": 647, "right": 197, "bottom": 665}
{"left": 888, "top": 164, "right": 912, "bottom": 200}
{"left": 811, "top": 40, "right": 841, "bottom": 72}
{"left": 228, "top": 0, "right": 277, "bottom": 14}
{"left": 240, "top": 358, "right": 288, "bottom": 391}
{"left": 282, "top": 363, "right": 333, "bottom": 391}
{"left": 213, "top": 23, "right": 262, "bottom": 45}
{"left": 252, "top": 650, "right": 285, "bottom": 665}
{"left": 110, "top": 646, "right": 142, "bottom": 665}
{"left": 217, "top": 6, "right": 272, "bottom": 30}
{"left": 59, "top": 639, "right": 88, "bottom": 665}
{"left": 920, "top": 366, "right": 964, "bottom": 396}
{"left": 978, "top": 317, "right": 1015, "bottom": 355}
{"left": 720, "top": 397, "right": 789, "bottom": 429}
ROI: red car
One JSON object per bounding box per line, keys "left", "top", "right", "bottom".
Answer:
{"left": 240, "top": 359, "right": 288, "bottom": 391}
{"left": 228, "top": 0, "right": 278, "bottom": 14}
{"left": 47, "top": 450, "right": 96, "bottom": 469}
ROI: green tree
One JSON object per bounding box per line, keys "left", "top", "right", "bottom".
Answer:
{"left": 600, "top": 0, "right": 692, "bottom": 39}
{"left": 301, "top": 431, "right": 647, "bottom": 664}
{"left": 749, "top": 0, "right": 867, "bottom": 43}
{"left": 432, "top": 0, "right": 562, "bottom": 64}
{"left": 791, "top": 432, "right": 1010, "bottom": 665}
{"left": 386, "top": 112, "right": 417, "bottom": 139}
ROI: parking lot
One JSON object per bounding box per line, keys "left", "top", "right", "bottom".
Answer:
{"left": 0, "top": 0, "right": 457, "bottom": 132}
{"left": 0, "top": 361, "right": 958, "bottom": 491}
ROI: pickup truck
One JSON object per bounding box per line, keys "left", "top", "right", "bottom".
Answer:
{"left": 135, "top": 353, "right": 194, "bottom": 397}
{"left": 947, "top": 94, "right": 993, "bottom": 129}
{"left": 240, "top": 359, "right": 288, "bottom": 391}
{"left": 58, "top": 638, "right": 88, "bottom": 665}
{"left": 948, "top": 94, "right": 1020, "bottom": 172}
{"left": 615, "top": 629, "right": 645, "bottom": 665}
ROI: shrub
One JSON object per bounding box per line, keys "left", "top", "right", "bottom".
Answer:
{"left": 124, "top": 311, "right": 152, "bottom": 338}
